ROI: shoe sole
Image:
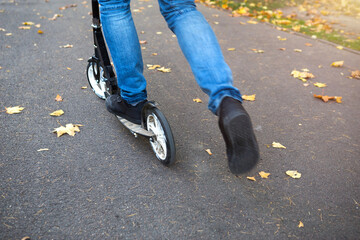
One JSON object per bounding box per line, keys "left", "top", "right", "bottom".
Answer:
{"left": 219, "top": 111, "right": 259, "bottom": 174}
{"left": 106, "top": 104, "right": 141, "bottom": 125}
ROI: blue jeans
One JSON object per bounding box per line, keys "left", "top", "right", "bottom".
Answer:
{"left": 98, "top": 0, "right": 242, "bottom": 114}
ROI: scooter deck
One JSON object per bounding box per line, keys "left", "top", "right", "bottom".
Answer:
{"left": 117, "top": 116, "right": 155, "bottom": 138}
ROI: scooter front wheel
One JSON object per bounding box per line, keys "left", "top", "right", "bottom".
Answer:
{"left": 86, "top": 60, "right": 108, "bottom": 100}
{"left": 144, "top": 107, "right": 176, "bottom": 166}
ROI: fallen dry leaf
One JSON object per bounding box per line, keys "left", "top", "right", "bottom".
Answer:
{"left": 298, "top": 221, "right": 304, "bottom": 228}
{"left": 351, "top": 70, "right": 360, "bottom": 79}
{"left": 59, "top": 4, "right": 77, "bottom": 10}
{"left": 50, "top": 109, "right": 64, "bottom": 117}
{"left": 37, "top": 30, "right": 44, "bottom": 34}
{"left": 294, "top": 49, "right": 303, "bottom": 52}
{"left": 205, "top": 149, "right": 212, "bottom": 155}
{"left": 37, "top": 148, "right": 49, "bottom": 152}
{"left": 227, "top": 48, "right": 236, "bottom": 51}
{"left": 157, "top": 67, "right": 171, "bottom": 73}
{"left": 60, "top": 44, "right": 73, "bottom": 48}
{"left": 331, "top": 61, "right": 344, "bottom": 67}
{"left": 314, "top": 94, "right": 342, "bottom": 103}
{"left": 247, "top": 176, "right": 256, "bottom": 181}
{"left": 291, "top": 70, "right": 315, "bottom": 82}
{"left": 247, "top": 20, "right": 258, "bottom": 24}
{"left": 272, "top": 142, "right": 286, "bottom": 149}
{"left": 5, "top": 106, "right": 24, "bottom": 114}
{"left": 314, "top": 82, "right": 327, "bottom": 88}
{"left": 147, "top": 64, "right": 160, "bottom": 70}
{"left": 193, "top": 98, "right": 202, "bottom": 103}
{"left": 49, "top": 14, "right": 63, "bottom": 21}
{"left": 139, "top": 40, "right": 147, "bottom": 44}
{"left": 242, "top": 94, "right": 256, "bottom": 101}
{"left": 55, "top": 94, "right": 63, "bottom": 102}
{"left": 252, "top": 49, "right": 264, "bottom": 53}
{"left": 22, "top": 21, "right": 34, "bottom": 26}
{"left": 53, "top": 123, "right": 82, "bottom": 137}
{"left": 286, "top": 170, "right": 301, "bottom": 179}
{"left": 81, "top": 86, "right": 87, "bottom": 89}
{"left": 19, "top": 26, "right": 31, "bottom": 30}
{"left": 336, "top": 46, "right": 344, "bottom": 50}
{"left": 259, "top": 171, "right": 270, "bottom": 179}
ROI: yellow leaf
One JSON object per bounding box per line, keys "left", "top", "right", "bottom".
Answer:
{"left": 227, "top": 48, "right": 236, "bottom": 51}
{"left": 247, "top": 176, "right": 256, "bottom": 181}
{"left": 272, "top": 142, "right": 286, "bottom": 149}
{"left": 55, "top": 94, "right": 63, "bottom": 101}
{"left": 67, "top": 67, "right": 71, "bottom": 70}
{"left": 193, "top": 98, "right": 202, "bottom": 103}
{"left": 286, "top": 170, "right": 301, "bottom": 179}
{"left": 314, "top": 82, "right": 327, "bottom": 88}
{"left": 37, "top": 30, "right": 44, "bottom": 34}
{"left": 252, "top": 49, "right": 264, "bottom": 53}
{"left": 53, "top": 124, "right": 82, "bottom": 137}
{"left": 60, "top": 44, "right": 73, "bottom": 48}
{"left": 19, "top": 26, "right": 31, "bottom": 30}
{"left": 336, "top": 46, "right": 344, "bottom": 50}
{"left": 147, "top": 64, "right": 160, "bottom": 70}
{"left": 331, "top": 61, "right": 344, "bottom": 67}
{"left": 335, "top": 96, "right": 342, "bottom": 103}
{"left": 156, "top": 32, "right": 162, "bottom": 35}
{"left": 294, "top": 49, "right": 302, "bottom": 52}
{"left": 50, "top": 109, "right": 64, "bottom": 117}
{"left": 242, "top": 94, "right": 256, "bottom": 101}
{"left": 259, "top": 171, "right": 270, "bottom": 179}
{"left": 157, "top": 67, "right": 171, "bottom": 73}
{"left": 292, "top": 25, "right": 301, "bottom": 32}
{"left": 298, "top": 221, "right": 304, "bottom": 228}
{"left": 22, "top": 21, "right": 34, "bottom": 25}
{"left": 205, "top": 149, "right": 212, "bottom": 155}
{"left": 5, "top": 106, "right": 25, "bottom": 114}
{"left": 81, "top": 86, "right": 87, "bottom": 89}
{"left": 247, "top": 20, "right": 258, "bottom": 24}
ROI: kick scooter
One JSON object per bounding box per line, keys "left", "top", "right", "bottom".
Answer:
{"left": 86, "top": 0, "right": 176, "bottom": 165}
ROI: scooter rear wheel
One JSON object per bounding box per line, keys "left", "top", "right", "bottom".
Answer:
{"left": 145, "top": 107, "right": 176, "bottom": 166}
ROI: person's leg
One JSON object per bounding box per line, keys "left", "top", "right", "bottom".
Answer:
{"left": 159, "top": 0, "right": 259, "bottom": 174}
{"left": 98, "top": 0, "right": 147, "bottom": 105}
{"left": 158, "top": 0, "right": 242, "bottom": 114}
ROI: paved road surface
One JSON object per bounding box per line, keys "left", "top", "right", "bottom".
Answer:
{"left": 1, "top": 0, "right": 359, "bottom": 239}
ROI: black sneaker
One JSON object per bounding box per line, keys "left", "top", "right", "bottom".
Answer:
{"left": 218, "top": 97, "right": 259, "bottom": 174}
{"left": 105, "top": 94, "right": 147, "bottom": 125}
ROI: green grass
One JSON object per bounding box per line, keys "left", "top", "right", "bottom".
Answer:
{"left": 207, "top": 0, "right": 360, "bottom": 51}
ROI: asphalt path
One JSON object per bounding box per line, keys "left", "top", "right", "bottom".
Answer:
{"left": 1, "top": 0, "right": 359, "bottom": 239}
